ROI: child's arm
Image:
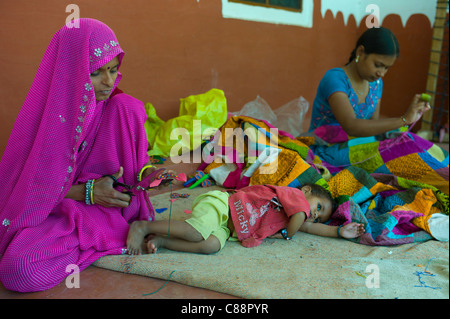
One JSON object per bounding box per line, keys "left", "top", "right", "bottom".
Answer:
{"left": 268, "top": 212, "right": 308, "bottom": 239}
{"left": 300, "top": 222, "right": 365, "bottom": 238}
{"left": 300, "top": 222, "right": 338, "bottom": 237}
{"left": 285, "top": 212, "right": 307, "bottom": 238}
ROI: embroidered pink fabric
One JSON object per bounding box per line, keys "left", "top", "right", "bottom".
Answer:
{"left": 0, "top": 18, "right": 153, "bottom": 292}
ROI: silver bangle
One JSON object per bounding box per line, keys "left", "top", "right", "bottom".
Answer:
{"left": 85, "top": 179, "right": 93, "bottom": 205}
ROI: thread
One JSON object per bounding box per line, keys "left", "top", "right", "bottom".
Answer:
{"left": 142, "top": 270, "right": 176, "bottom": 296}
{"left": 167, "top": 182, "right": 173, "bottom": 237}
{"left": 142, "top": 181, "right": 175, "bottom": 296}
{"left": 413, "top": 258, "right": 441, "bottom": 290}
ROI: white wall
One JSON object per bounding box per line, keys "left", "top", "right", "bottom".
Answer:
{"left": 221, "top": 0, "right": 314, "bottom": 27}
{"left": 321, "top": 0, "right": 439, "bottom": 27}
{"left": 221, "top": 0, "right": 441, "bottom": 28}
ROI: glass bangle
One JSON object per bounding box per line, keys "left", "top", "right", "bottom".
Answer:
{"left": 138, "top": 165, "right": 155, "bottom": 182}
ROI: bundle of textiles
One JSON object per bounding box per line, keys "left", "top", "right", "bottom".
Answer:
{"left": 199, "top": 116, "right": 449, "bottom": 245}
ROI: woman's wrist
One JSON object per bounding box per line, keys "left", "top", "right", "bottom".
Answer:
{"left": 400, "top": 115, "right": 408, "bottom": 126}
{"left": 138, "top": 164, "right": 156, "bottom": 182}
{"left": 400, "top": 113, "right": 416, "bottom": 127}
{"left": 85, "top": 179, "right": 95, "bottom": 205}
{"left": 65, "top": 183, "right": 86, "bottom": 201}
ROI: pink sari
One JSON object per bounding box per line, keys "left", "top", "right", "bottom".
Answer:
{"left": 0, "top": 19, "right": 153, "bottom": 292}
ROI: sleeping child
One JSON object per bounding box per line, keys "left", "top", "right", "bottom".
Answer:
{"left": 126, "top": 183, "right": 365, "bottom": 255}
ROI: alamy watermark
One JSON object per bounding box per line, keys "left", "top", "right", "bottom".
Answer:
{"left": 365, "top": 264, "right": 380, "bottom": 289}
{"left": 65, "top": 264, "right": 80, "bottom": 288}
{"left": 366, "top": 4, "right": 380, "bottom": 28}
{"left": 169, "top": 120, "right": 280, "bottom": 174}
{"left": 65, "top": 4, "right": 80, "bottom": 28}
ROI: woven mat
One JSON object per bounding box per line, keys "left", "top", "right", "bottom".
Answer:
{"left": 94, "top": 186, "right": 449, "bottom": 299}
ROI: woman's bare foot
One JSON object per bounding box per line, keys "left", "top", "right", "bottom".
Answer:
{"left": 127, "top": 220, "right": 152, "bottom": 255}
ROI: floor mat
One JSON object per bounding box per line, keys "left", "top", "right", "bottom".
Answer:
{"left": 94, "top": 186, "right": 449, "bottom": 299}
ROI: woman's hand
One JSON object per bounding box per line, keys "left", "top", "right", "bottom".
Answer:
{"left": 403, "top": 94, "right": 431, "bottom": 125}
{"left": 93, "top": 167, "right": 132, "bottom": 208}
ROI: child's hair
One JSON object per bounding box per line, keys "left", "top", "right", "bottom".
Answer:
{"left": 301, "top": 183, "right": 337, "bottom": 213}
{"left": 347, "top": 27, "right": 399, "bottom": 65}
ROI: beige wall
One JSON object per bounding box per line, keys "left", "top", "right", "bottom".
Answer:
{"left": 0, "top": 0, "right": 433, "bottom": 155}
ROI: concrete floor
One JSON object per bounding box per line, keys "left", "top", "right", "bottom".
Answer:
{"left": 0, "top": 266, "right": 237, "bottom": 299}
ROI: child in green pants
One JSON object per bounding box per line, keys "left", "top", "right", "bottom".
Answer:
{"left": 126, "top": 184, "right": 364, "bottom": 255}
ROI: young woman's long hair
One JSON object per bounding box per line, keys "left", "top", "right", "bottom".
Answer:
{"left": 347, "top": 27, "right": 400, "bottom": 65}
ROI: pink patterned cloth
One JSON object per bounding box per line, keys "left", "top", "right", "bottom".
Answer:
{"left": 0, "top": 19, "right": 153, "bottom": 292}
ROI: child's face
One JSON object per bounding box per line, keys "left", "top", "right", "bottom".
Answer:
{"left": 301, "top": 187, "right": 333, "bottom": 223}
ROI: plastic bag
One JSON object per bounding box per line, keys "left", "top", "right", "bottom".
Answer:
{"left": 232, "top": 96, "right": 277, "bottom": 125}
{"left": 232, "top": 95, "right": 309, "bottom": 137}
{"left": 145, "top": 88, "right": 227, "bottom": 157}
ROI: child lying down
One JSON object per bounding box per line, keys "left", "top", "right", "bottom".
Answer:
{"left": 126, "top": 184, "right": 365, "bottom": 255}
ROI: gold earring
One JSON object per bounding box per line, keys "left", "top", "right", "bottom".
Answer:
{"left": 355, "top": 56, "right": 360, "bottom": 63}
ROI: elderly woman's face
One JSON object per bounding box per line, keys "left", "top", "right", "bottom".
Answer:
{"left": 90, "top": 56, "right": 120, "bottom": 101}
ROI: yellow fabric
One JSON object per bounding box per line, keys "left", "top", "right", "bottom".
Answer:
{"left": 145, "top": 88, "right": 227, "bottom": 157}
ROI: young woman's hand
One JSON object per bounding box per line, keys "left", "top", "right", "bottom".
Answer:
{"left": 93, "top": 167, "right": 132, "bottom": 208}
{"left": 403, "top": 94, "right": 431, "bottom": 125}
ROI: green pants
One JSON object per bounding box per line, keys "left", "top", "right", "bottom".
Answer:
{"left": 185, "top": 190, "right": 231, "bottom": 250}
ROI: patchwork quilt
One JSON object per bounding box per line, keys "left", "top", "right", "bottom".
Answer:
{"left": 200, "top": 116, "right": 449, "bottom": 246}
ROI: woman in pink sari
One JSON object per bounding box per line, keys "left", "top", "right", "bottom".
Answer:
{"left": 0, "top": 18, "right": 159, "bottom": 292}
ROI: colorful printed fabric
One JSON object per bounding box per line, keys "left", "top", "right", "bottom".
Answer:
{"left": 199, "top": 115, "right": 327, "bottom": 191}
{"left": 201, "top": 117, "right": 449, "bottom": 246}
{"left": 327, "top": 166, "right": 444, "bottom": 245}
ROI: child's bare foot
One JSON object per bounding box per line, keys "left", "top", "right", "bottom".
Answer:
{"left": 127, "top": 220, "right": 152, "bottom": 255}
{"left": 147, "top": 236, "right": 165, "bottom": 254}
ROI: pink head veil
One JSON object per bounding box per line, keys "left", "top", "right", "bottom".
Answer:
{"left": 0, "top": 19, "right": 126, "bottom": 255}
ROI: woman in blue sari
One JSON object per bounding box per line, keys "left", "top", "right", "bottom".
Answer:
{"left": 309, "top": 27, "right": 430, "bottom": 136}
{"left": 307, "top": 27, "right": 448, "bottom": 196}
